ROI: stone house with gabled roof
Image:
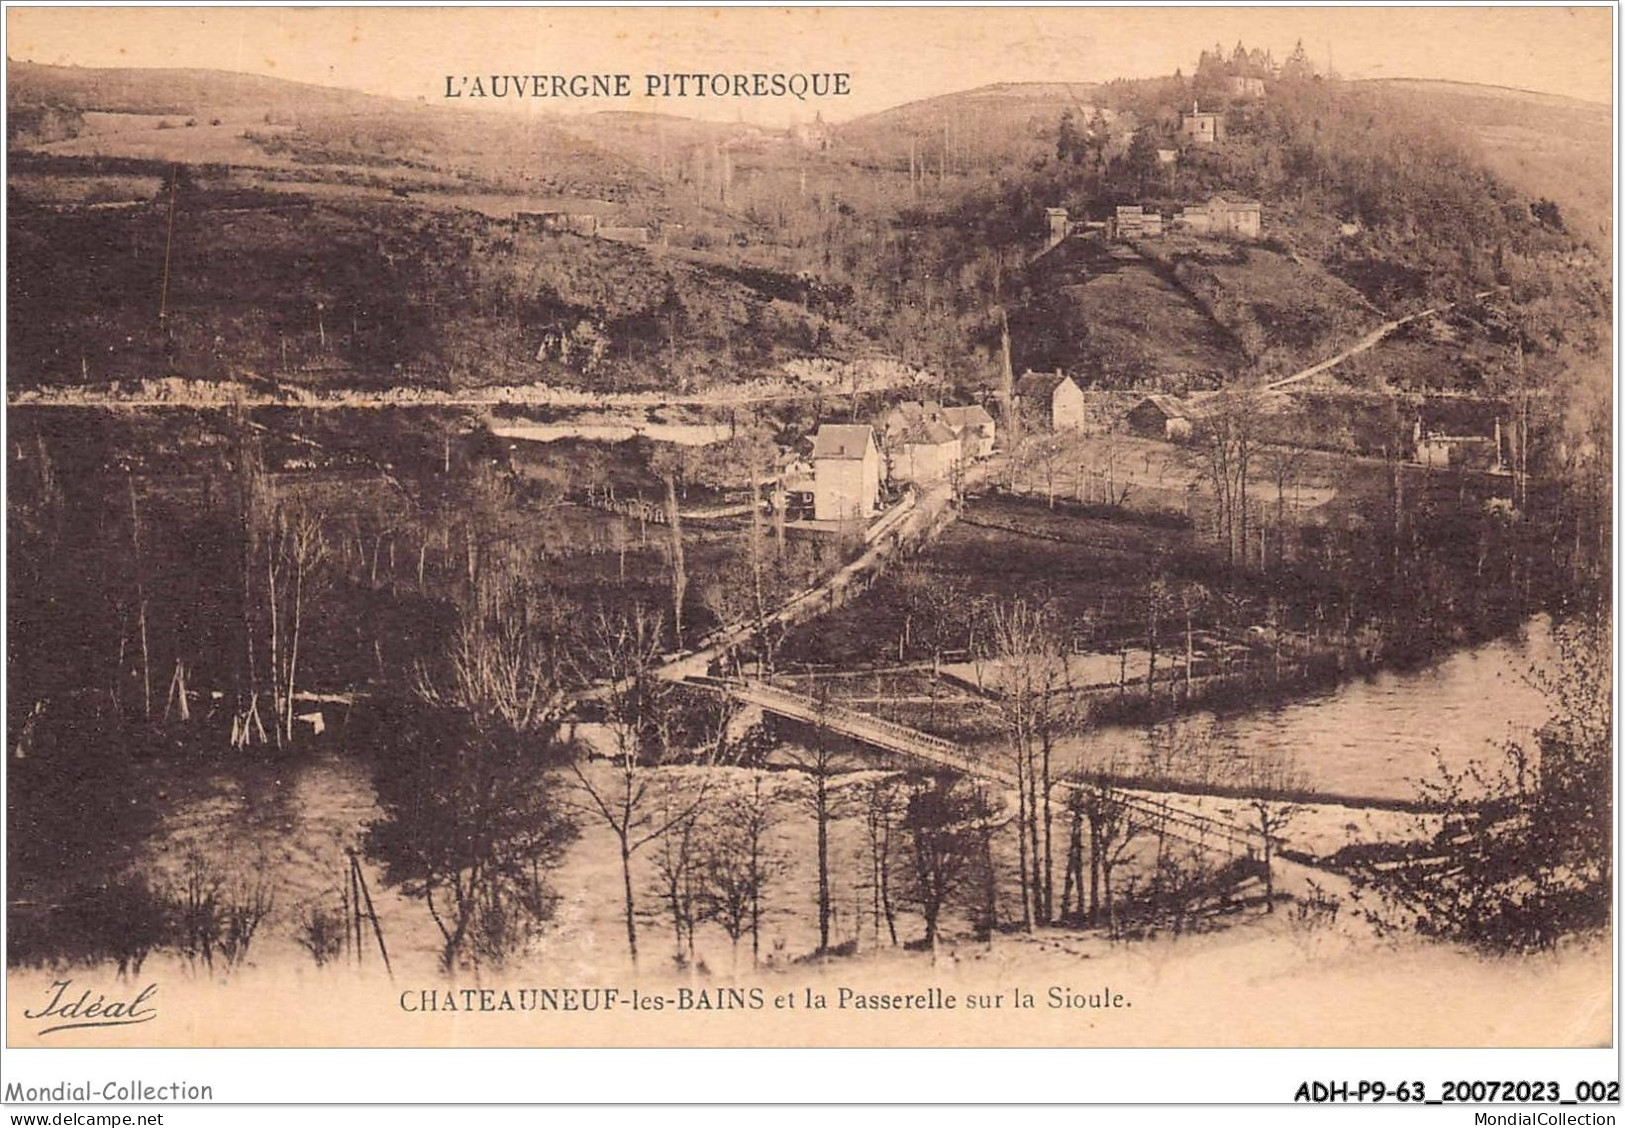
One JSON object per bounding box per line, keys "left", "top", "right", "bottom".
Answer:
{"left": 940, "top": 403, "right": 997, "bottom": 458}
{"left": 811, "top": 423, "right": 881, "bottom": 522}
{"left": 1015, "top": 370, "right": 1087, "bottom": 431}
{"left": 889, "top": 418, "right": 961, "bottom": 485}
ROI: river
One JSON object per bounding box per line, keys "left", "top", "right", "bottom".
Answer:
{"left": 1066, "top": 616, "right": 1560, "bottom": 804}
{"left": 50, "top": 619, "right": 1560, "bottom": 979}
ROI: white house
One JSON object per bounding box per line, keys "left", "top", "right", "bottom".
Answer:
{"left": 1126, "top": 394, "right": 1196, "bottom": 441}
{"left": 1179, "top": 102, "right": 1226, "bottom": 144}
{"left": 1015, "top": 371, "right": 1087, "bottom": 430}
{"left": 1176, "top": 195, "right": 1263, "bottom": 240}
{"left": 889, "top": 418, "right": 961, "bottom": 485}
{"left": 812, "top": 424, "right": 882, "bottom": 522}
{"left": 941, "top": 404, "right": 997, "bottom": 457}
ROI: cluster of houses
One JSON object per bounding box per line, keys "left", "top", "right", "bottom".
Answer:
{"left": 1045, "top": 196, "right": 1262, "bottom": 249}
{"left": 794, "top": 400, "right": 997, "bottom": 522}
{"left": 1122, "top": 390, "right": 1509, "bottom": 472}
{"left": 777, "top": 379, "right": 1506, "bottom": 530}
{"left": 1110, "top": 196, "right": 1262, "bottom": 242}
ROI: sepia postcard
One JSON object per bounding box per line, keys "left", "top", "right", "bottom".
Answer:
{"left": 2, "top": 3, "right": 1614, "bottom": 1067}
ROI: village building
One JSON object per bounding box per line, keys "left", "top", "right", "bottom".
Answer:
{"left": 1015, "top": 370, "right": 1087, "bottom": 431}
{"left": 1113, "top": 205, "right": 1164, "bottom": 240}
{"left": 811, "top": 423, "right": 882, "bottom": 522}
{"left": 778, "top": 450, "right": 816, "bottom": 517}
{"left": 792, "top": 112, "right": 832, "bottom": 151}
{"left": 1229, "top": 74, "right": 1267, "bottom": 98}
{"left": 1175, "top": 195, "right": 1263, "bottom": 240}
{"left": 940, "top": 403, "right": 997, "bottom": 458}
{"left": 888, "top": 418, "right": 961, "bottom": 485}
{"left": 516, "top": 211, "right": 600, "bottom": 237}
{"left": 1412, "top": 414, "right": 1505, "bottom": 472}
{"left": 1179, "top": 102, "right": 1226, "bottom": 145}
{"left": 882, "top": 399, "right": 942, "bottom": 432}
{"left": 1156, "top": 148, "right": 1179, "bottom": 166}
{"left": 1045, "top": 207, "right": 1072, "bottom": 249}
{"left": 1126, "top": 394, "right": 1197, "bottom": 441}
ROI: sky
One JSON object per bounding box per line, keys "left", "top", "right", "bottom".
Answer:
{"left": 5, "top": 5, "right": 1614, "bottom": 126}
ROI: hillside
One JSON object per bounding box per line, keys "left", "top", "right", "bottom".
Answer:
{"left": 835, "top": 81, "right": 1117, "bottom": 172}
{"left": 1362, "top": 79, "right": 1613, "bottom": 248}
{"left": 8, "top": 61, "right": 663, "bottom": 205}
{"left": 1011, "top": 238, "right": 1248, "bottom": 385}
{"left": 8, "top": 61, "right": 387, "bottom": 118}
{"left": 6, "top": 182, "right": 865, "bottom": 392}
{"left": 8, "top": 62, "right": 1611, "bottom": 402}
{"left": 8, "top": 63, "right": 894, "bottom": 392}
{"left": 797, "top": 67, "right": 1611, "bottom": 394}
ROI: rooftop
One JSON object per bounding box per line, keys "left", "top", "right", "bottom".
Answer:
{"left": 1015, "top": 370, "right": 1077, "bottom": 398}
{"left": 897, "top": 419, "right": 959, "bottom": 447}
{"left": 941, "top": 403, "right": 994, "bottom": 427}
{"left": 811, "top": 423, "right": 877, "bottom": 460}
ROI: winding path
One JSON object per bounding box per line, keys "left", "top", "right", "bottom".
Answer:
{"left": 1259, "top": 287, "right": 1506, "bottom": 394}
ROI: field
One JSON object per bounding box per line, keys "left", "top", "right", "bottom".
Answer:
{"left": 1136, "top": 237, "right": 1383, "bottom": 380}
{"left": 780, "top": 488, "right": 1257, "bottom": 671}
{"left": 1014, "top": 240, "right": 1245, "bottom": 385}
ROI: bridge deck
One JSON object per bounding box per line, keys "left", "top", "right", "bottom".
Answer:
{"left": 689, "top": 676, "right": 1267, "bottom": 855}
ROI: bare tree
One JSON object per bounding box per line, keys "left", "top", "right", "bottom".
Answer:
{"left": 267, "top": 505, "right": 328, "bottom": 746}
{"left": 1143, "top": 576, "right": 1174, "bottom": 701}
{"left": 1178, "top": 582, "right": 1211, "bottom": 700}
{"left": 716, "top": 421, "right": 783, "bottom": 652}
{"left": 902, "top": 774, "right": 997, "bottom": 952}
{"left": 893, "top": 560, "right": 965, "bottom": 725}
{"left": 650, "top": 782, "right": 707, "bottom": 966}
{"left": 295, "top": 897, "right": 347, "bottom": 968}
{"left": 1086, "top": 428, "right": 1134, "bottom": 508}
{"left": 165, "top": 851, "right": 276, "bottom": 973}
{"left": 698, "top": 772, "right": 785, "bottom": 967}
{"left": 1255, "top": 431, "right": 1310, "bottom": 568}
{"left": 1237, "top": 748, "right": 1306, "bottom": 911}
{"left": 780, "top": 681, "right": 841, "bottom": 953}
{"left": 230, "top": 419, "right": 272, "bottom": 748}
{"left": 1031, "top": 432, "right": 1069, "bottom": 507}
{"left": 369, "top": 583, "right": 576, "bottom": 970}
{"left": 1063, "top": 765, "right": 1149, "bottom": 936}
{"left": 125, "top": 471, "right": 152, "bottom": 722}
{"left": 978, "top": 598, "right": 1076, "bottom": 926}
{"left": 647, "top": 446, "right": 691, "bottom": 647}
{"left": 1194, "top": 391, "right": 1260, "bottom": 565}
{"left": 860, "top": 773, "right": 907, "bottom": 947}
{"left": 566, "top": 604, "right": 709, "bottom": 966}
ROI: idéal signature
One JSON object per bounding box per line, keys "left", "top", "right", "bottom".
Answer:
{"left": 22, "top": 979, "right": 158, "bottom": 1036}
